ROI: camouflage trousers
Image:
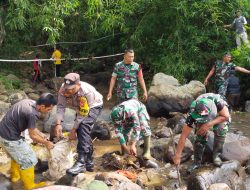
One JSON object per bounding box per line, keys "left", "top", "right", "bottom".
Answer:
{"left": 122, "top": 118, "right": 151, "bottom": 143}
{"left": 117, "top": 88, "right": 138, "bottom": 104}
{"left": 215, "top": 81, "right": 228, "bottom": 101}
{"left": 195, "top": 121, "right": 230, "bottom": 145}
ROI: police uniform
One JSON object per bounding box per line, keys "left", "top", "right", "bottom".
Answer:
{"left": 56, "top": 73, "right": 103, "bottom": 174}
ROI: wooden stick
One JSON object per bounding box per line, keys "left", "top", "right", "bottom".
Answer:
{"left": 169, "top": 128, "right": 182, "bottom": 188}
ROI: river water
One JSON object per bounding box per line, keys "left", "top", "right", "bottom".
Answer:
{"left": 0, "top": 107, "right": 250, "bottom": 189}
{"left": 99, "top": 107, "right": 250, "bottom": 189}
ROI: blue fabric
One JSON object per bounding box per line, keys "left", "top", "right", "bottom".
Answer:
{"left": 0, "top": 136, "right": 37, "bottom": 169}
{"left": 227, "top": 75, "right": 240, "bottom": 94}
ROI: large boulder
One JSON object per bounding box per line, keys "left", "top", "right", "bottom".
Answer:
{"left": 206, "top": 132, "right": 250, "bottom": 164}
{"left": 7, "top": 90, "right": 28, "bottom": 105}
{"left": 167, "top": 113, "right": 186, "bottom": 134}
{"left": 187, "top": 160, "right": 246, "bottom": 190}
{"left": 91, "top": 122, "right": 111, "bottom": 140}
{"left": 95, "top": 172, "right": 142, "bottom": 190}
{"left": 43, "top": 106, "right": 76, "bottom": 133}
{"left": 0, "top": 101, "right": 10, "bottom": 116}
{"left": 149, "top": 135, "right": 193, "bottom": 163}
{"left": 44, "top": 77, "right": 64, "bottom": 91}
{"left": 166, "top": 134, "right": 193, "bottom": 163}
{"left": 147, "top": 73, "right": 205, "bottom": 116}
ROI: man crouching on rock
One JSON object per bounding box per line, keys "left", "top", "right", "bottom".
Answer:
{"left": 110, "top": 99, "right": 152, "bottom": 161}
{"left": 173, "top": 93, "right": 231, "bottom": 173}
{"left": 53, "top": 73, "right": 103, "bottom": 175}
{"left": 0, "top": 93, "right": 56, "bottom": 190}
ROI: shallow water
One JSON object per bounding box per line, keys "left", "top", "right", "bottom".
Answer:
{"left": 1, "top": 108, "right": 250, "bottom": 190}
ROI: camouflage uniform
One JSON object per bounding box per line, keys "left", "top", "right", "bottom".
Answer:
{"left": 111, "top": 99, "right": 151, "bottom": 145}
{"left": 214, "top": 60, "right": 236, "bottom": 99}
{"left": 186, "top": 93, "right": 230, "bottom": 145}
{"left": 112, "top": 61, "right": 141, "bottom": 103}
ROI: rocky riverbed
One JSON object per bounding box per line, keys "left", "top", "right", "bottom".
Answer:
{"left": 0, "top": 73, "right": 250, "bottom": 190}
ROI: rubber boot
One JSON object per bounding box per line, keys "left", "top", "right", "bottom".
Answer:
{"left": 187, "top": 143, "right": 205, "bottom": 174}
{"left": 66, "top": 153, "right": 86, "bottom": 175}
{"left": 20, "top": 166, "right": 46, "bottom": 190}
{"left": 11, "top": 159, "right": 20, "bottom": 182}
{"left": 213, "top": 135, "right": 225, "bottom": 167}
{"left": 85, "top": 149, "right": 94, "bottom": 172}
{"left": 142, "top": 136, "right": 152, "bottom": 160}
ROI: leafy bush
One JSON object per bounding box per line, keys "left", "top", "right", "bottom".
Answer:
{"left": 0, "top": 75, "right": 21, "bottom": 90}
{"left": 231, "top": 46, "right": 250, "bottom": 95}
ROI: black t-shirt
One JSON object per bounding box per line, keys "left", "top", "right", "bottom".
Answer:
{"left": 0, "top": 99, "right": 39, "bottom": 141}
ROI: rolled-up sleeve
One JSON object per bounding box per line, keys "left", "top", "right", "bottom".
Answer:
{"left": 115, "top": 124, "right": 126, "bottom": 145}
{"left": 112, "top": 63, "right": 118, "bottom": 77}
{"left": 56, "top": 92, "right": 66, "bottom": 122}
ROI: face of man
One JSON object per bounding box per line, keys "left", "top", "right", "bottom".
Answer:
{"left": 62, "top": 84, "right": 80, "bottom": 97}
{"left": 223, "top": 55, "right": 232, "bottom": 63}
{"left": 236, "top": 12, "right": 241, "bottom": 17}
{"left": 124, "top": 52, "right": 134, "bottom": 64}
{"left": 39, "top": 105, "right": 54, "bottom": 113}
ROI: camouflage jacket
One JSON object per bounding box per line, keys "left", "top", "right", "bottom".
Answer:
{"left": 112, "top": 61, "right": 141, "bottom": 102}
{"left": 114, "top": 99, "right": 150, "bottom": 145}
{"left": 215, "top": 60, "right": 236, "bottom": 84}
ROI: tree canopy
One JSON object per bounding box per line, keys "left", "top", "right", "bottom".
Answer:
{"left": 0, "top": 0, "right": 250, "bottom": 84}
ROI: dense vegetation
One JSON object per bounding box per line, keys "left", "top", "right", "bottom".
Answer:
{"left": 0, "top": 0, "right": 250, "bottom": 89}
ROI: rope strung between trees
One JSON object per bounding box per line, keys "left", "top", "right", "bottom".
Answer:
{"left": 30, "top": 33, "right": 123, "bottom": 47}
{"left": 0, "top": 52, "right": 124, "bottom": 63}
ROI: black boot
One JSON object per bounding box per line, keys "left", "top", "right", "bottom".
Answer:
{"left": 187, "top": 143, "right": 205, "bottom": 174}
{"left": 85, "top": 150, "right": 94, "bottom": 172}
{"left": 66, "top": 153, "right": 86, "bottom": 175}
{"left": 213, "top": 135, "right": 225, "bottom": 167}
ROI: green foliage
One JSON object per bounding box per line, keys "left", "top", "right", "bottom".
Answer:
{"left": 0, "top": 75, "right": 21, "bottom": 90}
{"left": 231, "top": 46, "right": 250, "bottom": 67}
{"left": 1, "top": 0, "right": 250, "bottom": 88}
{"left": 4, "top": 0, "right": 80, "bottom": 44}
{"left": 230, "top": 46, "right": 250, "bottom": 93}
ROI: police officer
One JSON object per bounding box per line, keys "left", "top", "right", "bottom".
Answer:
{"left": 172, "top": 93, "right": 230, "bottom": 173}
{"left": 0, "top": 93, "right": 56, "bottom": 190}
{"left": 54, "top": 73, "right": 103, "bottom": 175}
{"left": 110, "top": 99, "right": 152, "bottom": 160}
{"left": 107, "top": 49, "right": 148, "bottom": 103}
{"left": 204, "top": 53, "right": 250, "bottom": 99}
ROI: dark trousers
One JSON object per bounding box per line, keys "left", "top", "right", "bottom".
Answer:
{"left": 33, "top": 69, "right": 41, "bottom": 82}
{"left": 55, "top": 64, "right": 61, "bottom": 77}
{"left": 77, "top": 105, "right": 103, "bottom": 154}
{"left": 227, "top": 93, "right": 240, "bottom": 110}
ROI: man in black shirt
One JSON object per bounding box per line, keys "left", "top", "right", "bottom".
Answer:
{"left": 0, "top": 93, "right": 56, "bottom": 190}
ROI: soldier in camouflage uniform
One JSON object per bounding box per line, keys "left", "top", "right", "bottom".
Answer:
{"left": 107, "top": 49, "right": 148, "bottom": 103}
{"left": 110, "top": 99, "right": 152, "bottom": 160}
{"left": 204, "top": 53, "right": 250, "bottom": 100}
{"left": 173, "top": 93, "right": 231, "bottom": 173}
